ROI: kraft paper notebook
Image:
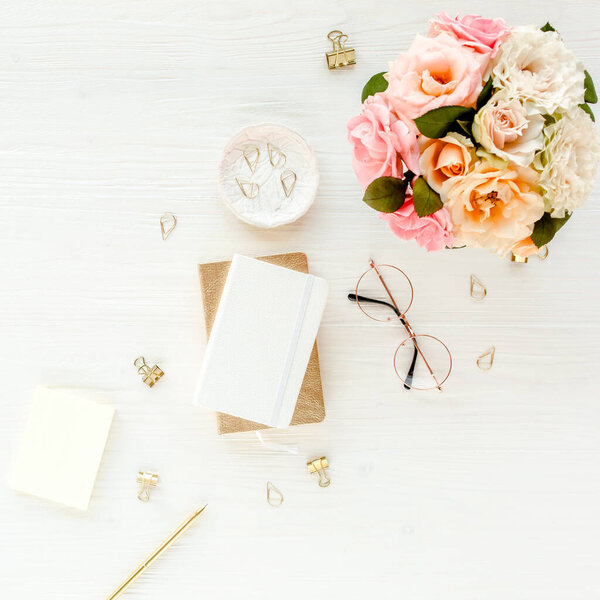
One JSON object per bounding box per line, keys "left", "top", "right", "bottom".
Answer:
{"left": 197, "top": 252, "right": 327, "bottom": 434}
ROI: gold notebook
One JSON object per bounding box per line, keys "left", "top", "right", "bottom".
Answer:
{"left": 198, "top": 252, "right": 326, "bottom": 435}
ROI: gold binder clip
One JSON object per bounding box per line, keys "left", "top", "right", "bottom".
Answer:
{"left": 134, "top": 356, "right": 164, "bottom": 387}
{"left": 326, "top": 30, "right": 356, "bottom": 69}
{"left": 470, "top": 274, "right": 487, "bottom": 301}
{"left": 266, "top": 481, "right": 283, "bottom": 507}
{"left": 476, "top": 346, "right": 495, "bottom": 371}
{"left": 510, "top": 253, "right": 528, "bottom": 263}
{"left": 537, "top": 245, "right": 549, "bottom": 260}
{"left": 137, "top": 471, "right": 159, "bottom": 502}
{"left": 307, "top": 456, "right": 331, "bottom": 487}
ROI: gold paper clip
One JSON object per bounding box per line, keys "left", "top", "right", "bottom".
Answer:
{"left": 266, "top": 481, "right": 283, "bottom": 507}
{"left": 236, "top": 178, "right": 259, "bottom": 199}
{"left": 280, "top": 170, "right": 296, "bottom": 197}
{"left": 243, "top": 145, "right": 260, "bottom": 174}
{"left": 160, "top": 213, "right": 177, "bottom": 241}
{"left": 307, "top": 456, "right": 331, "bottom": 487}
{"left": 137, "top": 471, "right": 159, "bottom": 502}
{"left": 326, "top": 30, "right": 356, "bottom": 69}
{"left": 267, "top": 143, "right": 286, "bottom": 168}
{"left": 134, "top": 356, "right": 164, "bottom": 387}
{"left": 476, "top": 346, "right": 495, "bottom": 371}
{"left": 470, "top": 275, "right": 487, "bottom": 301}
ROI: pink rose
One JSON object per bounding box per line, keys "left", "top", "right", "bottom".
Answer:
{"left": 379, "top": 196, "right": 455, "bottom": 252}
{"left": 429, "top": 13, "right": 510, "bottom": 59}
{"left": 347, "top": 94, "right": 420, "bottom": 189}
{"left": 386, "top": 34, "right": 485, "bottom": 119}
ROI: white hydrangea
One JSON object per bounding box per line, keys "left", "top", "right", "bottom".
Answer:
{"left": 533, "top": 108, "right": 600, "bottom": 217}
{"left": 491, "top": 26, "right": 585, "bottom": 114}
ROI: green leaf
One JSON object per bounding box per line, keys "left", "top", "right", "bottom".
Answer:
{"left": 414, "top": 106, "right": 475, "bottom": 139}
{"left": 580, "top": 103, "right": 595, "bottom": 121}
{"left": 541, "top": 22, "right": 556, "bottom": 32}
{"left": 362, "top": 176, "right": 407, "bottom": 213}
{"left": 361, "top": 72, "right": 388, "bottom": 103}
{"left": 412, "top": 176, "right": 443, "bottom": 217}
{"left": 531, "top": 212, "right": 571, "bottom": 247}
{"left": 476, "top": 78, "right": 494, "bottom": 110}
{"left": 584, "top": 70, "right": 598, "bottom": 104}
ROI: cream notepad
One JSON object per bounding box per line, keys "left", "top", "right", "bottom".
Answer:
{"left": 12, "top": 387, "right": 115, "bottom": 510}
{"left": 194, "top": 254, "right": 328, "bottom": 428}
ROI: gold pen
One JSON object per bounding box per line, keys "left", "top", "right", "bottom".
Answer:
{"left": 106, "top": 504, "right": 207, "bottom": 600}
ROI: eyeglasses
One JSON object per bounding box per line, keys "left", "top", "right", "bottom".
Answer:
{"left": 348, "top": 260, "right": 452, "bottom": 391}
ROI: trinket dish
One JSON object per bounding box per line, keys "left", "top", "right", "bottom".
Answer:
{"left": 219, "top": 123, "right": 319, "bottom": 228}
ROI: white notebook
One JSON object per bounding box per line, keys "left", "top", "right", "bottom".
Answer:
{"left": 194, "top": 254, "right": 328, "bottom": 428}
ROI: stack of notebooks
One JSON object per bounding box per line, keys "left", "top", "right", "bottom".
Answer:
{"left": 194, "top": 252, "right": 328, "bottom": 434}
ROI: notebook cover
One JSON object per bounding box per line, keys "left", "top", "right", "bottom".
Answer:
{"left": 198, "top": 252, "right": 326, "bottom": 435}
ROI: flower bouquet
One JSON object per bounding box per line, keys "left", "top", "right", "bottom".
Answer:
{"left": 347, "top": 14, "right": 600, "bottom": 258}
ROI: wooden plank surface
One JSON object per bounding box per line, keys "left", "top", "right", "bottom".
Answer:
{"left": 1, "top": 1, "right": 599, "bottom": 598}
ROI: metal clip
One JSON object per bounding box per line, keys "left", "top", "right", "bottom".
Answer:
{"left": 510, "top": 253, "right": 528, "bottom": 263}
{"left": 266, "top": 481, "right": 283, "bottom": 507}
{"left": 243, "top": 145, "right": 260, "bottom": 174}
{"left": 134, "top": 356, "right": 164, "bottom": 387}
{"left": 235, "top": 178, "right": 260, "bottom": 199}
{"left": 307, "top": 456, "right": 331, "bottom": 487}
{"left": 537, "top": 245, "right": 549, "bottom": 260}
{"left": 326, "top": 30, "right": 356, "bottom": 69}
{"left": 267, "top": 143, "right": 286, "bottom": 168}
{"left": 476, "top": 346, "right": 495, "bottom": 371}
{"left": 137, "top": 471, "right": 159, "bottom": 502}
{"left": 470, "top": 274, "right": 487, "bottom": 301}
{"left": 280, "top": 170, "right": 297, "bottom": 198}
{"left": 160, "top": 213, "right": 177, "bottom": 241}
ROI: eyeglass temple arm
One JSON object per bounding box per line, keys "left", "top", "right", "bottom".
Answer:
{"left": 348, "top": 293, "right": 400, "bottom": 316}
{"left": 347, "top": 293, "right": 416, "bottom": 390}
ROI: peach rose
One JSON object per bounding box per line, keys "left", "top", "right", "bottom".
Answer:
{"left": 512, "top": 237, "right": 539, "bottom": 259}
{"left": 441, "top": 162, "right": 545, "bottom": 256}
{"left": 347, "top": 93, "right": 420, "bottom": 189}
{"left": 429, "top": 13, "right": 510, "bottom": 60}
{"left": 385, "top": 33, "right": 485, "bottom": 119}
{"left": 419, "top": 133, "right": 475, "bottom": 193}
{"left": 379, "top": 196, "right": 455, "bottom": 252}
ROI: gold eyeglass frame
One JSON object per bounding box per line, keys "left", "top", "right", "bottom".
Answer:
{"left": 354, "top": 260, "right": 452, "bottom": 392}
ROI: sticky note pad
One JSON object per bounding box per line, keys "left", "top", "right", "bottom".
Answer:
{"left": 12, "top": 387, "right": 115, "bottom": 510}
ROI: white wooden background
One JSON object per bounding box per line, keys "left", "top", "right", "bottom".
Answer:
{"left": 1, "top": 1, "right": 599, "bottom": 598}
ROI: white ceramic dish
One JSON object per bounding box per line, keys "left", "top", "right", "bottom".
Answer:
{"left": 218, "top": 123, "right": 319, "bottom": 228}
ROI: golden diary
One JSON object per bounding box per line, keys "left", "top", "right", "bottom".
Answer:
{"left": 198, "top": 252, "right": 326, "bottom": 435}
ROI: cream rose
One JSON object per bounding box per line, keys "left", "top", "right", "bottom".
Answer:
{"left": 491, "top": 27, "right": 585, "bottom": 114}
{"left": 472, "top": 92, "right": 544, "bottom": 167}
{"left": 441, "top": 162, "right": 545, "bottom": 256}
{"left": 419, "top": 133, "right": 475, "bottom": 193}
{"left": 533, "top": 108, "right": 600, "bottom": 217}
